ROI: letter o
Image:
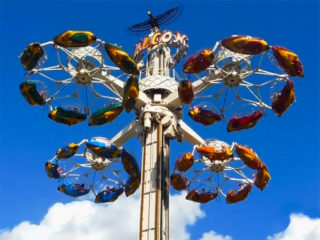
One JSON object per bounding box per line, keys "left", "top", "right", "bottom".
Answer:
{"left": 161, "top": 31, "right": 173, "bottom": 43}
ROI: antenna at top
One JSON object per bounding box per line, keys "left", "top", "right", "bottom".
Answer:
{"left": 128, "top": 6, "right": 183, "bottom": 33}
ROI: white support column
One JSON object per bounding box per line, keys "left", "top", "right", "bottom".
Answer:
{"left": 139, "top": 122, "right": 169, "bottom": 240}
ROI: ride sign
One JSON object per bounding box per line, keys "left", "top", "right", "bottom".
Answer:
{"left": 133, "top": 30, "right": 188, "bottom": 59}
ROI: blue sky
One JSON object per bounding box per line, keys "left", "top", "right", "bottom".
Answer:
{"left": 0, "top": 1, "right": 319, "bottom": 240}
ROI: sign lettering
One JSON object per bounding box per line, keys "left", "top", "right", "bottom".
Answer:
{"left": 133, "top": 31, "right": 188, "bottom": 59}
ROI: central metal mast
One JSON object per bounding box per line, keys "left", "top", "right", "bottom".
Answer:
{"left": 139, "top": 29, "right": 171, "bottom": 240}
{"left": 139, "top": 120, "right": 170, "bottom": 240}
{"left": 112, "top": 27, "right": 206, "bottom": 240}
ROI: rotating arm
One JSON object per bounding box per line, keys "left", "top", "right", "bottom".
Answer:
{"left": 102, "top": 74, "right": 125, "bottom": 96}
{"left": 136, "top": 91, "right": 151, "bottom": 109}
{"left": 164, "top": 73, "right": 222, "bottom": 110}
{"left": 192, "top": 72, "right": 222, "bottom": 94}
{"left": 111, "top": 120, "right": 138, "bottom": 146}
{"left": 102, "top": 73, "right": 150, "bottom": 107}
{"left": 178, "top": 120, "right": 206, "bottom": 145}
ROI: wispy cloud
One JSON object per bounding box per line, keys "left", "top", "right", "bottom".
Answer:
{"left": 199, "top": 230, "right": 232, "bottom": 240}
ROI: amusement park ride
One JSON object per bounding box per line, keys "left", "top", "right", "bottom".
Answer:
{"left": 19, "top": 6, "right": 303, "bottom": 240}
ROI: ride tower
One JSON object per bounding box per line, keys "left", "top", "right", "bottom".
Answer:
{"left": 19, "top": 6, "right": 304, "bottom": 240}
{"left": 133, "top": 26, "right": 186, "bottom": 240}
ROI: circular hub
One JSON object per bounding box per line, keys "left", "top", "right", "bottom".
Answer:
{"left": 203, "top": 158, "right": 229, "bottom": 173}
{"left": 75, "top": 60, "right": 95, "bottom": 85}
{"left": 85, "top": 150, "right": 111, "bottom": 170}
{"left": 202, "top": 140, "right": 233, "bottom": 173}
{"left": 222, "top": 62, "right": 242, "bottom": 87}
{"left": 210, "top": 160, "right": 226, "bottom": 172}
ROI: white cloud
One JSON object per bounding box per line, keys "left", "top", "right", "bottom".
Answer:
{"left": 199, "top": 230, "right": 232, "bottom": 240}
{"left": 0, "top": 192, "right": 205, "bottom": 240}
{"left": 170, "top": 192, "right": 205, "bottom": 240}
{"left": 3, "top": 194, "right": 318, "bottom": 240}
{"left": 267, "top": 213, "right": 320, "bottom": 240}
{"left": 0, "top": 198, "right": 140, "bottom": 240}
